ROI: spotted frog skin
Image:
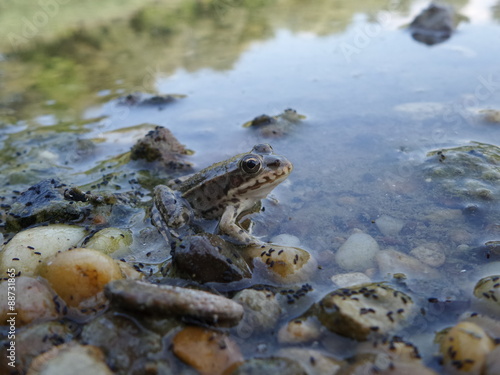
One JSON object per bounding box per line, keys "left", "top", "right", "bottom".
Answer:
{"left": 152, "top": 144, "right": 293, "bottom": 246}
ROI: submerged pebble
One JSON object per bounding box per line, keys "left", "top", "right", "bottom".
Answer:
{"left": 375, "top": 215, "right": 404, "bottom": 237}
{"left": 331, "top": 272, "right": 371, "bottom": 288}
{"left": 233, "top": 289, "right": 282, "bottom": 334}
{"left": 105, "top": 279, "right": 244, "bottom": 326}
{"left": 409, "top": 242, "right": 446, "bottom": 267}
{"left": 335, "top": 232, "right": 379, "bottom": 272}
{"left": 27, "top": 343, "right": 113, "bottom": 375}
{"left": 0, "top": 276, "right": 59, "bottom": 326}
{"left": 172, "top": 326, "right": 243, "bottom": 375}
{"left": 376, "top": 249, "right": 440, "bottom": 279}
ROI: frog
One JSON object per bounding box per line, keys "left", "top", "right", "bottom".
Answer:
{"left": 151, "top": 144, "right": 293, "bottom": 248}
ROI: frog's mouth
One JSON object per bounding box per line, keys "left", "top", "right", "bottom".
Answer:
{"left": 236, "top": 162, "right": 293, "bottom": 199}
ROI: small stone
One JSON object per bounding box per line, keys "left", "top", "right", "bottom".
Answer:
{"left": 376, "top": 249, "right": 440, "bottom": 279}
{"left": 172, "top": 326, "right": 242, "bottom": 375}
{"left": 231, "top": 357, "right": 308, "bottom": 375}
{"left": 26, "top": 343, "right": 113, "bottom": 375}
{"left": 105, "top": 279, "right": 243, "bottom": 326}
{"left": 233, "top": 289, "right": 281, "bottom": 334}
{"left": 473, "top": 275, "right": 500, "bottom": 312}
{"left": 277, "top": 316, "right": 323, "bottom": 344}
{"left": 0, "top": 277, "right": 59, "bottom": 326}
{"left": 439, "top": 321, "right": 494, "bottom": 374}
{"left": 375, "top": 215, "right": 404, "bottom": 237}
{"left": 335, "top": 232, "right": 379, "bottom": 272}
{"left": 409, "top": 243, "right": 446, "bottom": 267}
{"left": 331, "top": 272, "right": 371, "bottom": 288}
{"left": 243, "top": 243, "right": 316, "bottom": 284}
{"left": 84, "top": 228, "right": 133, "bottom": 256}
{"left": 277, "top": 348, "right": 344, "bottom": 375}
{"left": 271, "top": 234, "right": 301, "bottom": 247}
{"left": 314, "top": 282, "right": 415, "bottom": 341}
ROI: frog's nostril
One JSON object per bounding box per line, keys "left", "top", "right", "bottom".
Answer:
{"left": 268, "top": 159, "right": 281, "bottom": 167}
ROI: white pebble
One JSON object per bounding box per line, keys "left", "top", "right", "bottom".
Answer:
{"left": 331, "top": 272, "right": 371, "bottom": 288}
{"left": 375, "top": 215, "right": 404, "bottom": 236}
{"left": 270, "top": 234, "right": 301, "bottom": 247}
{"left": 335, "top": 232, "right": 379, "bottom": 272}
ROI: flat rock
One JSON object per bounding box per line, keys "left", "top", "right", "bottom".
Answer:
{"left": 104, "top": 279, "right": 243, "bottom": 326}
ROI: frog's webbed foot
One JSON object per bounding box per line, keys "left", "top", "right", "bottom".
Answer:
{"left": 152, "top": 185, "right": 193, "bottom": 238}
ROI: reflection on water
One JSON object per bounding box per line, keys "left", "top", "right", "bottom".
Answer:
{"left": 2, "top": 0, "right": 500, "bottom": 372}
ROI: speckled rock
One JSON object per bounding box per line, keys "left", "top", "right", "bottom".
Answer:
{"left": 375, "top": 215, "right": 404, "bottom": 237}
{"left": 26, "top": 343, "right": 113, "bottom": 375}
{"left": 233, "top": 288, "right": 281, "bottom": 334}
{"left": 409, "top": 242, "right": 446, "bottom": 267}
{"left": 376, "top": 249, "right": 440, "bottom": 279}
{"left": 439, "top": 321, "right": 494, "bottom": 375}
{"left": 0, "top": 276, "right": 59, "bottom": 326}
{"left": 335, "top": 232, "right": 379, "bottom": 272}
{"left": 0, "top": 224, "right": 87, "bottom": 277}
{"left": 331, "top": 272, "right": 371, "bottom": 288}
{"left": 243, "top": 243, "right": 316, "bottom": 284}
{"left": 314, "top": 283, "right": 415, "bottom": 341}
{"left": 173, "top": 326, "right": 242, "bottom": 375}
{"left": 340, "top": 337, "right": 438, "bottom": 375}
{"left": 424, "top": 142, "right": 500, "bottom": 203}
{"left": 105, "top": 279, "right": 243, "bottom": 326}
{"left": 473, "top": 275, "right": 500, "bottom": 312}
{"left": 277, "top": 315, "right": 323, "bottom": 344}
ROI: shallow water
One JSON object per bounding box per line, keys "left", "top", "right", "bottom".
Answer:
{"left": 2, "top": 0, "right": 500, "bottom": 371}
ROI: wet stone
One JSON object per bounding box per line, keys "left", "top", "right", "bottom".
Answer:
{"left": 313, "top": 282, "right": 415, "bottom": 341}
{"left": 172, "top": 233, "right": 252, "bottom": 283}
{"left": 230, "top": 357, "right": 308, "bottom": 375}
{"left": 104, "top": 279, "right": 244, "bottom": 326}
{"left": 409, "top": 3, "right": 458, "bottom": 45}
{"left": 232, "top": 288, "right": 282, "bottom": 334}
{"left": 172, "top": 326, "right": 242, "bottom": 375}
{"left": 118, "top": 92, "right": 185, "bottom": 108}
{"left": 130, "top": 125, "right": 193, "bottom": 170}
{"left": 5, "top": 178, "right": 87, "bottom": 231}
{"left": 473, "top": 275, "right": 500, "bottom": 311}
{"left": 242, "top": 108, "right": 306, "bottom": 137}
{"left": 81, "top": 312, "right": 165, "bottom": 374}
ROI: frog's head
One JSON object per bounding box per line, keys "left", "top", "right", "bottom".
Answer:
{"left": 229, "top": 144, "right": 293, "bottom": 200}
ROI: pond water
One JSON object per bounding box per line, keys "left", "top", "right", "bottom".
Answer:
{"left": 2, "top": 0, "right": 500, "bottom": 373}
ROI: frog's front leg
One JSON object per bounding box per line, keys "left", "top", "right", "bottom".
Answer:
{"left": 152, "top": 185, "right": 192, "bottom": 239}
{"left": 219, "top": 205, "right": 262, "bottom": 245}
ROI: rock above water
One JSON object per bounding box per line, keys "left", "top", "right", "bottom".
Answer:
{"left": 409, "top": 3, "right": 458, "bottom": 45}
{"left": 172, "top": 234, "right": 252, "bottom": 283}
{"left": 314, "top": 283, "right": 415, "bottom": 341}
{"left": 439, "top": 321, "right": 494, "bottom": 375}
{"left": 335, "top": 232, "right": 379, "bottom": 272}
{"left": 130, "top": 125, "right": 192, "bottom": 170}
{"left": 104, "top": 279, "right": 244, "bottom": 326}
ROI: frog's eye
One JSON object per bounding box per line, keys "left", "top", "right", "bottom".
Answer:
{"left": 241, "top": 155, "right": 262, "bottom": 174}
